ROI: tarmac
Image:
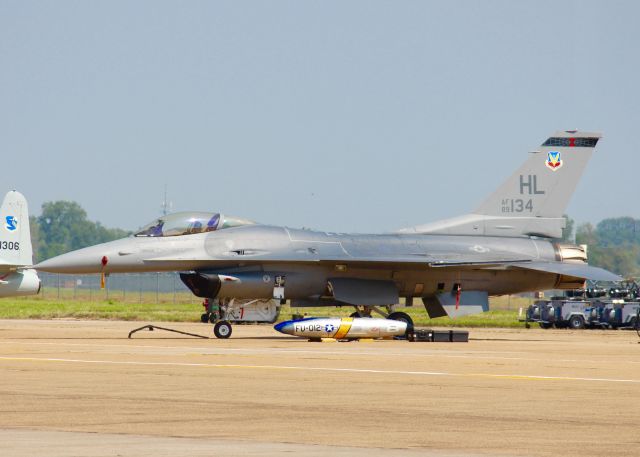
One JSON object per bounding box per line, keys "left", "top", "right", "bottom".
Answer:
{"left": 0, "top": 319, "right": 639, "bottom": 457}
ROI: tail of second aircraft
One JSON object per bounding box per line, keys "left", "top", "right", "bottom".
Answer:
{"left": 0, "top": 191, "right": 34, "bottom": 267}
{"left": 398, "top": 130, "right": 602, "bottom": 238}
{"left": 0, "top": 191, "right": 41, "bottom": 297}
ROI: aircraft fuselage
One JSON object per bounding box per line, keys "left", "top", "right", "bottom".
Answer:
{"left": 35, "top": 224, "right": 575, "bottom": 301}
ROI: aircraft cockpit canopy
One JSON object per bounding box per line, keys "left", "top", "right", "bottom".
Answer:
{"left": 134, "top": 212, "right": 256, "bottom": 237}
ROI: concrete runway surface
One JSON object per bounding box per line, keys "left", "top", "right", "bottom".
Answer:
{"left": 0, "top": 320, "right": 638, "bottom": 457}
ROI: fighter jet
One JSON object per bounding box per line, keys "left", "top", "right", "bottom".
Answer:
{"left": 35, "top": 131, "right": 620, "bottom": 337}
{"left": 0, "top": 191, "right": 41, "bottom": 297}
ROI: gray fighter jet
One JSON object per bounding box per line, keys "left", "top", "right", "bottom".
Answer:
{"left": 36, "top": 131, "right": 620, "bottom": 337}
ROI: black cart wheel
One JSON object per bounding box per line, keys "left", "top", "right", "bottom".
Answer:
{"left": 568, "top": 315, "right": 585, "bottom": 330}
{"left": 388, "top": 311, "right": 414, "bottom": 333}
{"left": 213, "top": 321, "right": 233, "bottom": 339}
{"left": 539, "top": 322, "right": 552, "bottom": 329}
{"left": 200, "top": 313, "right": 210, "bottom": 323}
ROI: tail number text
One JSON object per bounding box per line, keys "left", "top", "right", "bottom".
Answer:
{"left": 0, "top": 241, "right": 19, "bottom": 250}
{"left": 501, "top": 199, "right": 533, "bottom": 213}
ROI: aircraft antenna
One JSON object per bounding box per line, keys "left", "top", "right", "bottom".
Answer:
{"left": 161, "top": 184, "right": 172, "bottom": 216}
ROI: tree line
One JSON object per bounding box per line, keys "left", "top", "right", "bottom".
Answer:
{"left": 573, "top": 217, "right": 640, "bottom": 278}
{"left": 28, "top": 201, "right": 640, "bottom": 278}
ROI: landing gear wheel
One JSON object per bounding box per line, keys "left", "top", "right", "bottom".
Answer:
{"left": 213, "top": 321, "right": 232, "bottom": 339}
{"left": 200, "top": 313, "right": 210, "bottom": 323}
{"left": 388, "top": 311, "right": 414, "bottom": 333}
{"left": 539, "top": 322, "right": 552, "bottom": 329}
{"left": 209, "top": 314, "right": 218, "bottom": 324}
{"left": 568, "top": 315, "right": 585, "bottom": 330}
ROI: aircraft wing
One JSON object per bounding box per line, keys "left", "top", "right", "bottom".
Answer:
{"left": 429, "top": 258, "right": 621, "bottom": 281}
{"left": 509, "top": 261, "right": 622, "bottom": 282}
{"left": 142, "top": 249, "right": 533, "bottom": 265}
{"left": 142, "top": 247, "right": 621, "bottom": 281}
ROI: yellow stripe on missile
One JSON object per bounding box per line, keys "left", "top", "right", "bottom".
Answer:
{"left": 333, "top": 318, "right": 353, "bottom": 339}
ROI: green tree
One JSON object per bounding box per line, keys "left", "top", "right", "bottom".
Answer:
{"left": 576, "top": 221, "right": 640, "bottom": 277}
{"left": 595, "top": 217, "right": 640, "bottom": 246}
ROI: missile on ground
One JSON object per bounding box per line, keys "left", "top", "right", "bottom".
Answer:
{"left": 274, "top": 317, "right": 407, "bottom": 339}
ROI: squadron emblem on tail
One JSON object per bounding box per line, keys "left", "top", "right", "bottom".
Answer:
{"left": 5, "top": 216, "right": 17, "bottom": 231}
{"left": 545, "top": 151, "right": 563, "bottom": 171}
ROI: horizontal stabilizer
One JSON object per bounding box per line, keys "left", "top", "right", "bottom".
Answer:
{"left": 511, "top": 261, "right": 622, "bottom": 282}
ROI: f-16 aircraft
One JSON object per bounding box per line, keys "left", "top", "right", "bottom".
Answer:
{"left": 0, "top": 191, "right": 41, "bottom": 297}
{"left": 35, "top": 131, "right": 620, "bottom": 337}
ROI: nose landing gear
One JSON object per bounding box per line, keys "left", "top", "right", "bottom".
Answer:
{"left": 201, "top": 298, "right": 233, "bottom": 338}
{"left": 213, "top": 321, "right": 232, "bottom": 339}
{"left": 214, "top": 300, "right": 233, "bottom": 339}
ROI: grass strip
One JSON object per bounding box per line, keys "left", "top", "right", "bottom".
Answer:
{"left": 0, "top": 294, "right": 533, "bottom": 328}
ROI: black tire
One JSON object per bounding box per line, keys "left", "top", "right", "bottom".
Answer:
{"left": 539, "top": 322, "right": 552, "bottom": 329}
{"left": 388, "top": 311, "right": 414, "bottom": 332}
{"left": 209, "top": 314, "right": 218, "bottom": 324}
{"left": 200, "top": 313, "right": 210, "bottom": 323}
{"left": 213, "top": 321, "right": 233, "bottom": 339}
{"left": 568, "top": 315, "right": 585, "bottom": 330}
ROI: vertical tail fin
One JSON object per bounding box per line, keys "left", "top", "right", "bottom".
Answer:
{"left": 0, "top": 191, "right": 34, "bottom": 266}
{"left": 398, "top": 131, "right": 602, "bottom": 238}
{"left": 475, "top": 130, "right": 601, "bottom": 219}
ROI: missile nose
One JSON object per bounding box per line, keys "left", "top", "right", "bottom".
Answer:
{"left": 274, "top": 321, "right": 295, "bottom": 335}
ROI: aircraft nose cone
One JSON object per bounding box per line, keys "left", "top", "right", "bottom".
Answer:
{"left": 34, "top": 239, "right": 136, "bottom": 274}
{"left": 274, "top": 321, "right": 294, "bottom": 335}
{"left": 35, "top": 246, "right": 106, "bottom": 274}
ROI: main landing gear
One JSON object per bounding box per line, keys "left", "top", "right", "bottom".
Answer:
{"left": 349, "top": 305, "right": 414, "bottom": 332}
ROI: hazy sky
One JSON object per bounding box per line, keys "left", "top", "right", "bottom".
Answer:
{"left": 1, "top": 1, "right": 638, "bottom": 233}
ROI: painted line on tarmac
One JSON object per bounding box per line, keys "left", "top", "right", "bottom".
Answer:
{"left": 1, "top": 340, "right": 637, "bottom": 365}
{"left": 0, "top": 340, "right": 529, "bottom": 358}
{"left": 0, "top": 355, "right": 638, "bottom": 384}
